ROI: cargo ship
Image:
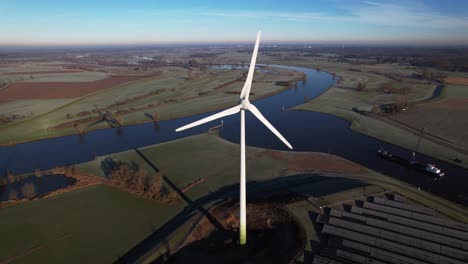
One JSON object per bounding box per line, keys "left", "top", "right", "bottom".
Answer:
{"left": 377, "top": 149, "right": 445, "bottom": 178}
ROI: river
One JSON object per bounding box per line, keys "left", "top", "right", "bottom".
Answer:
{"left": 1, "top": 65, "right": 467, "bottom": 206}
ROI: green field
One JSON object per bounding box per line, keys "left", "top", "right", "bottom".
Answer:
{"left": 2, "top": 133, "right": 467, "bottom": 263}
{"left": 444, "top": 84, "right": 468, "bottom": 98}
{"left": 77, "top": 133, "right": 289, "bottom": 200}
{"left": 0, "top": 65, "right": 299, "bottom": 145}
{"left": 0, "top": 185, "right": 184, "bottom": 264}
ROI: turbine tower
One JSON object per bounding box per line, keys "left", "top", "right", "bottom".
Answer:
{"left": 175, "top": 31, "right": 293, "bottom": 245}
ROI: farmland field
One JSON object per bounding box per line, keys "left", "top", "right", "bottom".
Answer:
{"left": 0, "top": 75, "right": 151, "bottom": 99}
{"left": 0, "top": 64, "right": 301, "bottom": 145}
{"left": 0, "top": 184, "right": 185, "bottom": 264}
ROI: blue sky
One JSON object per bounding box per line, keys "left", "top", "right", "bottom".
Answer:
{"left": 1, "top": 0, "right": 468, "bottom": 45}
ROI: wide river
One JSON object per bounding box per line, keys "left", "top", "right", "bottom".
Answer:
{"left": 1, "top": 65, "right": 467, "bottom": 206}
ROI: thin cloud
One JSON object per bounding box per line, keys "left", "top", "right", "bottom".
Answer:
{"left": 349, "top": 1, "right": 468, "bottom": 28}
{"left": 202, "top": 1, "right": 468, "bottom": 29}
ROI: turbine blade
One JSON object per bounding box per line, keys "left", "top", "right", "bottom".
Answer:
{"left": 175, "top": 105, "right": 240, "bottom": 132}
{"left": 240, "top": 31, "right": 261, "bottom": 100}
{"left": 248, "top": 104, "right": 293, "bottom": 149}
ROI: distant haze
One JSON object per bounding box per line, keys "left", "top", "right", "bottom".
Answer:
{"left": 1, "top": 0, "right": 468, "bottom": 46}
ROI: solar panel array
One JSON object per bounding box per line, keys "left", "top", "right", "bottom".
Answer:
{"left": 312, "top": 196, "right": 468, "bottom": 264}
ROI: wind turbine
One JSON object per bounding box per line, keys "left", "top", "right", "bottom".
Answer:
{"left": 175, "top": 31, "right": 293, "bottom": 245}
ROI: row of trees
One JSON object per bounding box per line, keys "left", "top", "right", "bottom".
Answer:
{"left": 5, "top": 181, "right": 37, "bottom": 200}
{"left": 109, "top": 164, "right": 178, "bottom": 203}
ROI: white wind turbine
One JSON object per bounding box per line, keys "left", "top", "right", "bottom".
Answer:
{"left": 175, "top": 31, "right": 293, "bottom": 245}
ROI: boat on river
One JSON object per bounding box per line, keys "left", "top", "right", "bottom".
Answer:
{"left": 377, "top": 149, "right": 445, "bottom": 178}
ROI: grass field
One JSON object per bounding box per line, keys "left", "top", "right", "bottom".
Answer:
{"left": 3, "top": 133, "right": 467, "bottom": 263}
{"left": 22, "top": 71, "right": 108, "bottom": 82}
{"left": 0, "top": 65, "right": 299, "bottom": 145}
{"left": 0, "top": 99, "right": 74, "bottom": 117}
{"left": 389, "top": 82, "right": 468, "bottom": 149}
{"left": 0, "top": 185, "right": 185, "bottom": 264}
{"left": 443, "top": 84, "right": 468, "bottom": 98}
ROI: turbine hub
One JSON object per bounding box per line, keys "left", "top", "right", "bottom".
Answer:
{"left": 240, "top": 98, "right": 250, "bottom": 110}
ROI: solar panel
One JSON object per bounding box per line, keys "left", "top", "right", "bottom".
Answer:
{"left": 363, "top": 202, "right": 468, "bottom": 233}
{"left": 312, "top": 256, "right": 345, "bottom": 264}
{"left": 372, "top": 196, "right": 435, "bottom": 215}
{"left": 323, "top": 224, "right": 466, "bottom": 264}
{"left": 329, "top": 217, "right": 468, "bottom": 262}
{"left": 350, "top": 207, "right": 468, "bottom": 251}
{"left": 335, "top": 249, "right": 386, "bottom": 264}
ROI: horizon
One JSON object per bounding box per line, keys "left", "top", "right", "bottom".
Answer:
{"left": 2, "top": 0, "right": 468, "bottom": 46}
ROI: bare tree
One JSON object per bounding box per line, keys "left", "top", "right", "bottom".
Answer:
{"left": 34, "top": 168, "right": 42, "bottom": 178}
{"left": 7, "top": 171, "right": 15, "bottom": 184}
{"left": 357, "top": 82, "right": 367, "bottom": 91}
{"left": 114, "top": 116, "right": 123, "bottom": 126}
{"left": 73, "top": 123, "right": 86, "bottom": 135}
{"left": 64, "top": 166, "right": 74, "bottom": 178}
{"left": 21, "top": 182, "right": 37, "bottom": 200}
{"left": 0, "top": 177, "right": 8, "bottom": 186}
{"left": 146, "top": 173, "right": 163, "bottom": 199}
{"left": 8, "top": 188, "right": 18, "bottom": 200}
{"left": 152, "top": 111, "right": 160, "bottom": 122}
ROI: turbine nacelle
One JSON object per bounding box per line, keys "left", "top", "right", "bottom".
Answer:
{"left": 240, "top": 98, "right": 251, "bottom": 110}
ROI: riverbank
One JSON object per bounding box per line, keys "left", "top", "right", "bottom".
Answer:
{"left": 290, "top": 62, "right": 468, "bottom": 169}
{"left": 0, "top": 66, "right": 304, "bottom": 146}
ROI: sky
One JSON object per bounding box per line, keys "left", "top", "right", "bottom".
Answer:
{"left": 1, "top": 0, "right": 468, "bottom": 46}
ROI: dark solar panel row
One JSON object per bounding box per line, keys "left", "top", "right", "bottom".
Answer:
{"left": 323, "top": 224, "right": 465, "bottom": 264}
{"left": 341, "top": 240, "right": 429, "bottom": 264}
{"left": 363, "top": 202, "right": 468, "bottom": 233}
{"left": 354, "top": 206, "right": 468, "bottom": 242}
{"left": 335, "top": 249, "right": 386, "bottom": 264}
{"left": 328, "top": 217, "right": 468, "bottom": 261}
{"left": 350, "top": 207, "right": 468, "bottom": 251}
{"left": 313, "top": 255, "right": 345, "bottom": 264}
{"left": 372, "top": 196, "right": 435, "bottom": 215}
{"left": 316, "top": 214, "right": 329, "bottom": 225}
{"left": 393, "top": 194, "right": 407, "bottom": 203}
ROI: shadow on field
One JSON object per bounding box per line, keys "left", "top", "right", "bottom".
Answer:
{"left": 115, "top": 167, "right": 367, "bottom": 263}
{"left": 132, "top": 148, "right": 226, "bottom": 230}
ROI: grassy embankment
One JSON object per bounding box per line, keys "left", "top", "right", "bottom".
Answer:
{"left": 278, "top": 60, "right": 468, "bottom": 168}
{"left": 2, "top": 133, "right": 467, "bottom": 264}
{"left": 0, "top": 66, "right": 300, "bottom": 145}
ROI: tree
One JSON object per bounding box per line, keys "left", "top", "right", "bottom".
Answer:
{"left": 8, "top": 188, "right": 18, "bottom": 200}
{"left": 146, "top": 173, "right": 163, "bottom": 199}
{"left": 152, "top": 111, "right": 160, "bottom": 122}
{"left": 34, "top": 168, "right": 42, "bottom": 178}
{"left": 0, "top": 177, "right": 7, "bottom": 186}
{"left": 74, "top": 123, "right": 86, "bottom": 135}
{"left": 64, "top": 166, "right": 74, "bottom": 178}
{"left": 357, "top": 82, "right": 367, "bottom": 91}
{"left": 114, "top": 116, "right": 123, "bottom": 126}
{"left": 21, "top": 182, "right": 37, "bottom": 200}
{"left": 0, "top": 114, "right": 10, "bottom": 125}
{"left": 7, "top": 171, "right": 15, "bottom": 184}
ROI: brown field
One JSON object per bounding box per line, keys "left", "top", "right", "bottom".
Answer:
{"left": 0, "top": 76, "right": 149, "bottom": 99}
{"left": 43, "top": 64, "right": 102, "bottom": 69}
{"left": 1, "top": 70, "right": 83, "bottom": 75}
{"left": 444, "top": 76, "right": 468, "bottom": 85}
{"left": 266, "top": 150, "right": 365, "bottom": 174}
{"left": 390, "top": 98, "right": 468, "bottom": 148}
